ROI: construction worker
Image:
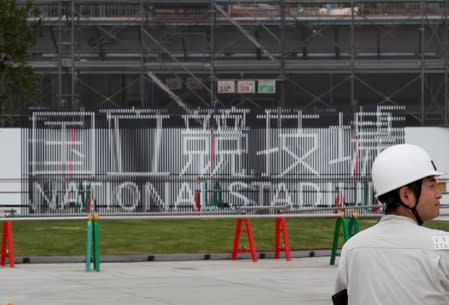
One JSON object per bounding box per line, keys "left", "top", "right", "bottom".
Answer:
{"left": 333, "top": 143, "right": 449, "bottom": 305}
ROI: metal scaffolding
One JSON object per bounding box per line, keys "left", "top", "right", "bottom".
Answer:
{"left": 18, "top": 0, "right": 449, "bottom": 125}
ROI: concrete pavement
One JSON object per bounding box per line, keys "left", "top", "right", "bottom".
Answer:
{"left": 2, "top": 257, "right": 338, "bottom": 305}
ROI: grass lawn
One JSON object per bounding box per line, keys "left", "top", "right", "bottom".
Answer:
{"left": 8, "top": 218, "right": 449, "bottom": 256}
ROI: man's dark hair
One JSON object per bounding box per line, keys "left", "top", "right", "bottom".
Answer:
{"left": 378, "top": 179, "right": 423, "bottom": 214}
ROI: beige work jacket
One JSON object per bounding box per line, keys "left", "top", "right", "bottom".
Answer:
{"left": 335, "top": 215, "right": 449, "bottom": 305}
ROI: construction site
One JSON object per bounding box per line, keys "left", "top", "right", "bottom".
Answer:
{"left": 1, "top": 4, "right": 449, "bottom": 305}
{"left": 0, "top": 0, "right": 447, "bottom": 216}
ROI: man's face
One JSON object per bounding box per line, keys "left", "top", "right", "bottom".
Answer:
{"left": 416, "top": 176, "right": 443, "bottom": 222}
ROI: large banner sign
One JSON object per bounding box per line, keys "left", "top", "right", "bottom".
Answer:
{"left": 24, "top": 106, "right": 405, "bottom": 214}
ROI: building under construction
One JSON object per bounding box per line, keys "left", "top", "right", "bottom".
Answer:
{"left": 17, "top": 0, "right": 449, "bottom": 126}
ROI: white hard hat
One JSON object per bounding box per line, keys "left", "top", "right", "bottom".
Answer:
{"left": 372, "top": 144, "right": 443, "bottom": 197}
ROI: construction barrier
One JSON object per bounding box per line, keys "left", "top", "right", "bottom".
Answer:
{"left": 329, "top": 211, "right": 360, "bottom": 265}
{"left": 274, "top": 217, "right": 291, "bottom": 261}
{"left": 231, "top": 218, "right": 258, "bottom": 262}
{"left": 231, "top": 215, "right": 291, "bottom": 262}
{"left": 85, "top": 214, "right": 100, "bottom": 272}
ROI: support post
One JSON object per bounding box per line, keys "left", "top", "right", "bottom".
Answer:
{"left": 93, "top": 220, "right": 100, "bottom": 272}
{"left": 85, "top": 219, "right": 92, "bottom": 272}
{"left": 1, "top": 221, "right": 14, "bottom": 268}
{"left": 86, "top": 214, "right": 100, "bottom": 272}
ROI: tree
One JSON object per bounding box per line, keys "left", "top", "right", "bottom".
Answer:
{"left": 0, "top": 0, "right": 42, "bottom": 124}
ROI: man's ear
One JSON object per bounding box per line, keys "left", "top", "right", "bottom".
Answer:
{"left": 399, "top": 186, "right": 415, "bottom": 208}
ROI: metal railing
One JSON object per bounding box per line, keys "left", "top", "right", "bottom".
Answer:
{"left": 0, "top": 106, "right": 413, "bottom": 218}
{"left": 31, "top": 1, "right": 448, "bottom": 19}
